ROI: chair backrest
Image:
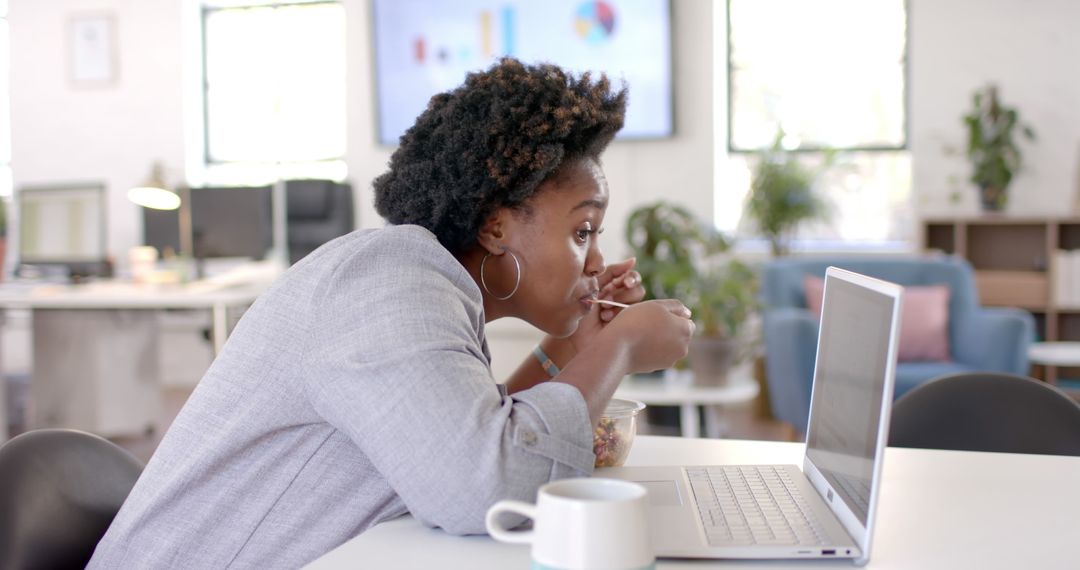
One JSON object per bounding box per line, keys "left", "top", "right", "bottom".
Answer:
{"left": 286, "top": 179, "right": 355, "bottom": 264}
{"left": 0, "top": 429, "right": 144, "bottom": 569}
{"left": 889, "top": 373, "right": 1080, "bottom": 456}
{"left": 761, "top": 255, "right": 980, "bottom": 347}
{"left": 762, "top": 255, "right": 980, "bottom": 308}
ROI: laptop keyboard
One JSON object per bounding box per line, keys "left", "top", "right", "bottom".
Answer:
{"left": 687, "top": 466, "right": 828, "bottom": 547}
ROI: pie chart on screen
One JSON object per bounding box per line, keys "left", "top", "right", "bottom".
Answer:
{"left": 575, "top": 1, "right": 616, "bottom": 44}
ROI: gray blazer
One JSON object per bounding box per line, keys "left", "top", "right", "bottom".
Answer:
{"left": 89, "top": 225, "right": 594, "bottom": 569}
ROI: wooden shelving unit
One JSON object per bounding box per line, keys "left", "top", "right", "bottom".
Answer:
{"left": 921, "top": 217, "right": 1080, "bottom": 388}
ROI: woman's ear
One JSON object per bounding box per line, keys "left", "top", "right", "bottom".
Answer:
{"left": 476, "top": 209, "right": 510, "bottom": 255}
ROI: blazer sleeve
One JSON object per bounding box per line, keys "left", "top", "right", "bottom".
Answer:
{"left": 300, "top": 237, "right": 595, "bottom": 535}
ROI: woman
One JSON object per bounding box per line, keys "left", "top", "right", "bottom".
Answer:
{"left": 90, "top": 58, "right": 694, "bottom": 569}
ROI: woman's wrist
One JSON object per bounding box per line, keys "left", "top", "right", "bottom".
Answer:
{"left": 532, "top": 345, "right": 560, "bottom": 377}
{"left": 538, "top": 335, "right": 577, "bottom": 376}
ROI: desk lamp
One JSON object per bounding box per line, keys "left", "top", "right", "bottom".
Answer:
{"left": 127, "top": 162, "right": 180, "bottom": 211}
{"left": 128, "top": 162, "right": 194, "bottom": 279}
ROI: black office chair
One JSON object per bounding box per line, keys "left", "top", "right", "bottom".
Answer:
{"left": 286, "top": 179, "right": 355, "bottom": 264}
{"left": 0, "top": 429, "right": 144, "bottom": 569}
{"left": 889, "top": 372, "right": 1080, "bottom": 456}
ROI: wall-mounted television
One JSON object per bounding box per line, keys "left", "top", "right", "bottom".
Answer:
{"left": 372, "top": 0, "right": 673, "bottom": 145}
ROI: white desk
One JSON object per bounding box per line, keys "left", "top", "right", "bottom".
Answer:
{"left": 308, "top": 436, "right": 1080, "bottom": 569}
{"left": 0, "top": 278, "right": 268, "bottom": 354}
{"left": 0, "top": 276, "right": 271, "bottom": 437}
{"left": 616, "top": 370, "right": 760, "bottom": 438}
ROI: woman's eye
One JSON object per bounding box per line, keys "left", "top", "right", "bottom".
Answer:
{"left": 575, "top": 225, "right": 604, "bottom": 243}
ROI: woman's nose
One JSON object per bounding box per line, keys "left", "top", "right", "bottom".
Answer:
{"left": 586, "top": 250, "right": 605, "bottom": 277}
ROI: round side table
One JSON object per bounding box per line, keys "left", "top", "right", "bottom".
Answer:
{"left": 1028, "top": 342, "right": 1080, "bottom": 367}
{"left": 614, "top": 369, "right": 759, "bottom": 438}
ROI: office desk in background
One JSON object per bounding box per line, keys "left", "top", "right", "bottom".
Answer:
{"left": 0, "top": 275, "right": 271, "bottom": 438}
{"left": 308, "top": 436, "right": 1080, "bottom": 570}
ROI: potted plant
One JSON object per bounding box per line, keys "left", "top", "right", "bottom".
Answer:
{"left": 680, "top": 257, "right": 760, "bottom": 385}
{"left": 744, "top": 132, "right": 828, "bottom": 257}
{"left": 624, "top": 201, "right": 728, "bottom": 301}
{"left": 625, "top": 201, "right": 759, "bottom": 386}
{"left": 963, "top": 84, "right": 1036, "bottom": 212}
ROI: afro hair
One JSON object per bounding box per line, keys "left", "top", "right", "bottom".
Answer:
{"left": 373, "top": 57, "right": 628, "bottom": 254}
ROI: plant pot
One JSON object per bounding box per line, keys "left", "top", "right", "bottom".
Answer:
{"left": 688, "top": 336, "right": 740, "bottom": 387}
{"left": 979, "top": 185, "right": 1007, "bottom": 212}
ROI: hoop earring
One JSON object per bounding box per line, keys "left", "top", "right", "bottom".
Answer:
{"left": 480, "top": 249, "right": 521, "bottom": 301}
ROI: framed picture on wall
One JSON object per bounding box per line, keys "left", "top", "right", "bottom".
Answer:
{"left": 68, "top": 13, "right": 117, "bottom": 86}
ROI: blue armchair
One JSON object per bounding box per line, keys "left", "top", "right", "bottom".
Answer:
{"left": 761, "top": 256, "right": 1035, "bottom": 434}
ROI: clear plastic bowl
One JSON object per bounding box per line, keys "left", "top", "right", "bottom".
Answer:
{"left": 593, "top": 398, "right": 646, "bottom": 468}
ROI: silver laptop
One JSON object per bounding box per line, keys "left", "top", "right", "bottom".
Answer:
{"left": 602, "top": 267, "right": 902, "bottom": 566}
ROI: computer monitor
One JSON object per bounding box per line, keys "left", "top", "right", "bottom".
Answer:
{"left": 142, "top": 185, "right": 274, "bottom": 262}
{"left": 17, "top": 182, "right": 111, "bottom": 279}
{"left": 143, "top": 206, "right": 181, "bottom": 257}
{"left": 188, "top": 185, "right": 274, "bottom": 261}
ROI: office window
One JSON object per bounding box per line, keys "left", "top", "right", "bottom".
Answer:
{"left": 720, "top": 0, "right": 911, "bottom": 246}
{"left": 728, "top": 0, "right": 905, "bottom": 151}
{"left": 202, "top": 1, "right": 345, "bottom": 174}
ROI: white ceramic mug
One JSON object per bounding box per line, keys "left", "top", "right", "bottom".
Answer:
{"left": 485, "top": 477, "right": 654, "bottom": 570}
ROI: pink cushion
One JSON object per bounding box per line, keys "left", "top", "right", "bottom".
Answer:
{"left": 803, "top": 275, "right": 951, "bottom": 362}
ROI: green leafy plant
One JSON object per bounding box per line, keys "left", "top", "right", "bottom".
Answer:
{"left": 0, "top": 197, "right": 7, "bottom": 237}
{"left": 685, "top": 258, "right": 759, "bottom": 339}
{"left": 625, "top": 201, "right": 758, "bottom": 340}
{"left": 745, "top": 132, "right": 828, "bottom": 257}
{"left": 963, "top": 84, "right": 1036, "bottom": 211}
{"left": 624, "top": 201, "right": 727, "bottom": 301}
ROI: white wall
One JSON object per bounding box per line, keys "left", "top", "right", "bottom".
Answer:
{"left": 910, "top": 0, "right": 1080, "bottom": 217}
{"left": 11, "top": 1, "right": 1080, "bottom": 376}
{"left": 10, "top": 0, "right": 186, "bottom": 271}
{"left": 13, "top": 1, "right": 1080, "bottom": 263}
{"left": 7, "top": 0, "right": 714, "bottom": 379}
{"left": 9, "top": 0, "right": 711, "bottom": 275}
{"left": 345, "top": 0, "right": 715, "bottom": 263}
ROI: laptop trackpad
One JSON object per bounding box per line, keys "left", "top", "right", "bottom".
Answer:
{"left": 638, "top": 480, "right": 683, "bottom": 507}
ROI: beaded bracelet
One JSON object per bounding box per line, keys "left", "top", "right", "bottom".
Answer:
{"left": 532, "top": 345, "right": 560, "bottom": 377}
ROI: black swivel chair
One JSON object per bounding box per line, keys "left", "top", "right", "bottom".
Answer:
{"left": 286, "top": 179, "right": 355, "bottom": 265}
{"left": 0, "top": 429, "right": 144, "bottom": 569}
{"left": 889, "top": 372, "right": 1080, "bottom": 456}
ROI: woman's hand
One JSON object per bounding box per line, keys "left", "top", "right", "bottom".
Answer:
{"left": 532, "top": 258, "right": 652, "bottom": 381}
{"left": 605, "top": 299, "right": 695, "bottom": 374}
{"left": 562, "top": 258, "right": 645, "bottom": 355}
{"left": 595, "top": 257, "right": 645, "bottom": 323}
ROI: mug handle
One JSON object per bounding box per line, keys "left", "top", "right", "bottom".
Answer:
{"left": 485, "top": 500, "right": 537, "bottom": 544}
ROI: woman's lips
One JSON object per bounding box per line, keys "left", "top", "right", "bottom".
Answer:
{"left": 577, "top": 291, "right": 599, "bottom": 312}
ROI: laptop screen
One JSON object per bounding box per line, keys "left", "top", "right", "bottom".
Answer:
{"left": 805, "top": 272, "right": 897, "bottom": 526}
